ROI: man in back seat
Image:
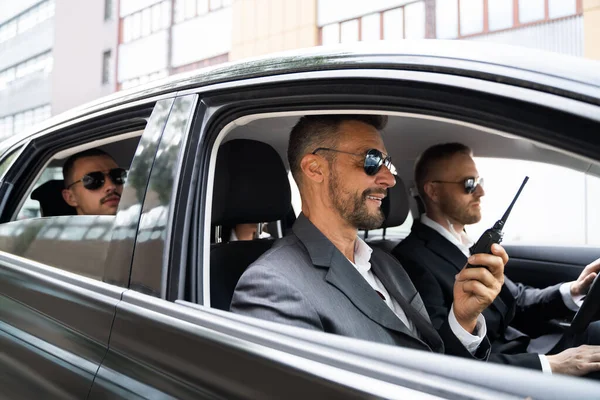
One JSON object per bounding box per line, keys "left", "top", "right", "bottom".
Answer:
{"left": 392, "top": 142, "right": 600, "bottom": 377}
{"left": 61, "top": 149, "right": 126, "bottom": 215}
{"left": 231, "top": 115, "right": 509, "bottom": 360}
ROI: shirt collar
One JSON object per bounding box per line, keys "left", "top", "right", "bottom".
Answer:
{"left": 421, "top": 214, "right": 474, "bottom": 257}
{"left": 352, "top": 236, "right": 373, "bottom": 273}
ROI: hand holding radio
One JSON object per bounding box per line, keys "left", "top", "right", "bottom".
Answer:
{"left": 467, "top": 177, "right": 529, "bottom": 268}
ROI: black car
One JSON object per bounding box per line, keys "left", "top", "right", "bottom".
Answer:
{"left": 1, "top": 41, "right": 600, "bottom": 399}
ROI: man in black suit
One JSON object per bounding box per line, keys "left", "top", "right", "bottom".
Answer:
{"left": 393, "top": 142, "right": 600, "bottom": 377}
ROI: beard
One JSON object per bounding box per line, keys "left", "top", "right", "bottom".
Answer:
{"left": 439, "top": 192, "right": 482, "bottom": 225}
{"left": 328, "top": 168, "right": 385, "bottom": 230}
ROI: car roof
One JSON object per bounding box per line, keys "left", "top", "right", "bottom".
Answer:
{"left": 3, "top": 40, "right": 599, "bottom": 154}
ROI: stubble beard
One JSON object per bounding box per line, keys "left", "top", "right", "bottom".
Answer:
{"left": 328, "top": 168, "right": 385, "bottom": 230}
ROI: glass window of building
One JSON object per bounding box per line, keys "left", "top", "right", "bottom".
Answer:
{"left": 102, "top": 50, "right": 112, "bottom": 84}
{"left": 488, "top": 0, "right": 513, "bottom": 31}
{"left": 162, "top": 1, "right": 171, "bottom": 28}
{"left": 340, "top": 19, "right": 359, "bottom": 43}
{"left": 151, "top": 3, "right": 162, "bottom": 31}
{"left": 321, "top": 23, "right": 340, "bottom": 45}
{"left": 197, "top": 0, "right": 209, "bottom": 14}
{"left": 361, "top": 13, "right": 380, "bottom": 41}
{"left": 460, "top": 0, "right": 484, "bottom": 36}
{"left": 132, "top": 12, "right": 142, "bottom": 40}
{"left": 211, "top": 0, "right": 223, "bottom": 10}
{"left": 519, "top": 0, "right": 545, "bottom": 24}
{"left": 436, "top": 0, "right": 458, "bottom": 39}
{"left": 404, "top": 1, "right": 425, "bottom": 39}
{"left": 185, "top": 0, "right": 197, "bottom": 19}
{"left": 383, "top": 8, "right": 404, "bottom": 40}
{"left": 141, "top": 8, "right": 152, "bottom": 36}
{"left": 104, "top": 0, "right": 113, "bottom": 20}
{"left": 548, "top": 0, "right": 577, "bottom": 19}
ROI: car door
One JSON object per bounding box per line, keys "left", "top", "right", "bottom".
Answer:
{"left": 0, "top": 97, "right": 174, "bottom": 399}
{"left": 90, "top": 67, "right": 600, "bottom": 398}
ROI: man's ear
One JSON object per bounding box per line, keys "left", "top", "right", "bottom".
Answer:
{"left": 62, "top": 189, "right": 78, "bottom": 207}
{"left": 300, "top": 154, "right": 326, "bottom": 184}
{"left": 423, "top": 182, "right": 438, "bottom": 204}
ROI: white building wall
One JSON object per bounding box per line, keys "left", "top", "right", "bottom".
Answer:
{"left": 465, "top": 15, "right": 584, "bottom": 57}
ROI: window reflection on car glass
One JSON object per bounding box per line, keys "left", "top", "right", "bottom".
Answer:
{"left": 17, "top": 166, "right": 62, "bottom": 220}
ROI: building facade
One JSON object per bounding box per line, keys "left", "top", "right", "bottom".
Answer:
{"left": 0, "top": 0, "right": 597, "bottom": 144}
{"left": 0, "top": 0, "right": 55, "bottom": 141}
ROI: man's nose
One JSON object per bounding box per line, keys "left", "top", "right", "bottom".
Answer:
{"left": 103, "top": 178, "right": 116, "bottom": 192}
{"left": 474, "top": 183, "right": 485, "bottom": 197}
{"left": 375, "top": 165, "right": 396, "bottom": 188}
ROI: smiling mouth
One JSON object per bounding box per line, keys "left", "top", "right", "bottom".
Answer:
{"left": 366, "top": 195, "right": 384, "bottom": 205}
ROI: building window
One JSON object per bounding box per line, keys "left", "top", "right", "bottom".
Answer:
{"left": 436, "top": 0, "right": 458, "bottom": 39}
{"left": 121, "top": 1, "right": 171, "bottom": 44}
{"left": 0, "top": 0, "right": 55, "bottom": 44}
{"left": 361, "top": 13, "right": 380, "bottom": 42}
{"left": 488, "top": 0, "right": 513, "bottom": 31}
{"left": 548, "top": 0, "right": 577, "bottom": 19}
{"left": 340, "top": 19, "right": 359, "bottom": 43}
{"left": 102, "top": 50, "right": 112, "bottom": 85}
{"left": 518, "top": 0, "right": 545, "bottom": 24}
{"left": 173, "top": 0, "right": 230, "bottom": 24}
{"left": 321, "top": 23, "right": 339, "bottom": 45}
{"left": 460, "top": 0, "right": 484, "bottom": 36}
{"left": 383, "top": 8, "right": 404, "bottom": 40}
{"left": 404, "top": 1, "right": 425, "bottom": 39}
{"left": 104, "top": 0, "right": 113, "bottom": 21}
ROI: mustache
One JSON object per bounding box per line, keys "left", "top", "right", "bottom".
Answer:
{"left": 363, "top": 188, "right": 387, "bottom": 198}
{"left": 100, "top": 191, "right": 121, "bottom": 204}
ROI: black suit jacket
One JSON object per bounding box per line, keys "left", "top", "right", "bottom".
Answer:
{"left": 392, "top": 220, "right": 575, "bottom": 371}
{"left": 232, "top": 213, "right": 491, "bottom": 360}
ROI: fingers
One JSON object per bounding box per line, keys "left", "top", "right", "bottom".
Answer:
{"left": 467, "top": 251, "right": 506, "bottom": 279}
{"left": 459, "top": 279, "right": 497, "bottom": 303}
{"left": 457, "top": 267, "right": 501, "bottom": 290}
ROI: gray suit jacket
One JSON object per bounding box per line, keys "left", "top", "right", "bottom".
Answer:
{"left": 231, "top": 213, "right": 491, "bottom": 360}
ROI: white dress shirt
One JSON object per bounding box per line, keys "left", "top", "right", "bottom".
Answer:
{"left": 348, "top": 236, "right": 486, "bottom": 354}
{"left": 420, "top": 214, "right": 583, "bottom": 373}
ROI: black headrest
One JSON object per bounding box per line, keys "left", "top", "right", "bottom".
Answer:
{"left": 212, "top": 139, "right": 291, "bottom": 226}
{"left": 31, "top": 180, "right": 77, "bottom": 217}
{"left": 381, "top": 177, "right": 410, "bottom": 228}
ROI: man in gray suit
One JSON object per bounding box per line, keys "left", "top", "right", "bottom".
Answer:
{"left": 231, "top": 115, "right": 508, "bottom": 360}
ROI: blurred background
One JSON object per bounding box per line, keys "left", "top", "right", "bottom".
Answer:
{"left": 0, "top": 0, "right": 596, "bottom": 140}
{"left": 1, "top": 0, "right": 599, "bottom": 247}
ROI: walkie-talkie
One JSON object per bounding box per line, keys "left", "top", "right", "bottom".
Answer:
{"left": 467, "top": 176, "right": 529, "bottom": 268}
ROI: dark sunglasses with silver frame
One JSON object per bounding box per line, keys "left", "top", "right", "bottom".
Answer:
{"left": 431, "top": 176, "right": 484, "bottom": 194}
{"left": 67, "top": 168, "right": 127, "bottom": 191}
{"left": 311, "top": 147, "right": 397, "bottom": 176}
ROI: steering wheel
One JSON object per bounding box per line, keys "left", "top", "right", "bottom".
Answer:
{"left": 570, "top": 273, "right": 600, "bottom": 334}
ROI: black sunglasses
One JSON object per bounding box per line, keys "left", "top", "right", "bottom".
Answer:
{"left": 431, "top": 176, "right": 484, "bottom": 194}
{"left": 312, "top": 148, "right": 397, "bottom": 176}
{"left": 67, "top": 168, "right": 127, "bottom": 191}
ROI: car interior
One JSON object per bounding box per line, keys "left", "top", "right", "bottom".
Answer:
{"left": 15, "top": 131, "right": 143, "bottom": 220}
{"left": 206, "top": 110, "right": 600, "bottom": 315}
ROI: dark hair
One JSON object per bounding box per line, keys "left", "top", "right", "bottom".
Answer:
{"left": 414, "top": 142, "right": 472, "bottom": 202}
{"left": 287, "top": 114, "right": 388, "bottom": 184}
{"left": 62, "top": 148, "right": 114, "bottom": 186}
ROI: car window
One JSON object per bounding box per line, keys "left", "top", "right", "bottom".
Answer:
{"left": 470, "top": 157, "right": 600, "bottom": 247}
{"left": 16, "top": 166, "right": 62, "bottom": 220}
{"left": 0, "top": 99, "right": 174, "bottom": 285}
{"left": 0, "top": 146, "right": 23, "bottom": 180}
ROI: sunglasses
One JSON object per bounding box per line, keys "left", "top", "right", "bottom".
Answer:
{"left": 67, "top": 168, "right": 127, "bottom": 191}
{"left": 432, "top": 176, "right": 484, "bottom": 194}
{"left": 312, "top": 148, "right": 397, "bottom": 176}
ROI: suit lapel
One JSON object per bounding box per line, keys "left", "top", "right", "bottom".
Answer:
{"left": 415, "top": 220, "right": 511, "bottom": 323}
{"left": 293, "top": 214, "right": 429, "bottom": 348}
{"left": 370, "top": 251, "right": 445, "bottom": 352}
